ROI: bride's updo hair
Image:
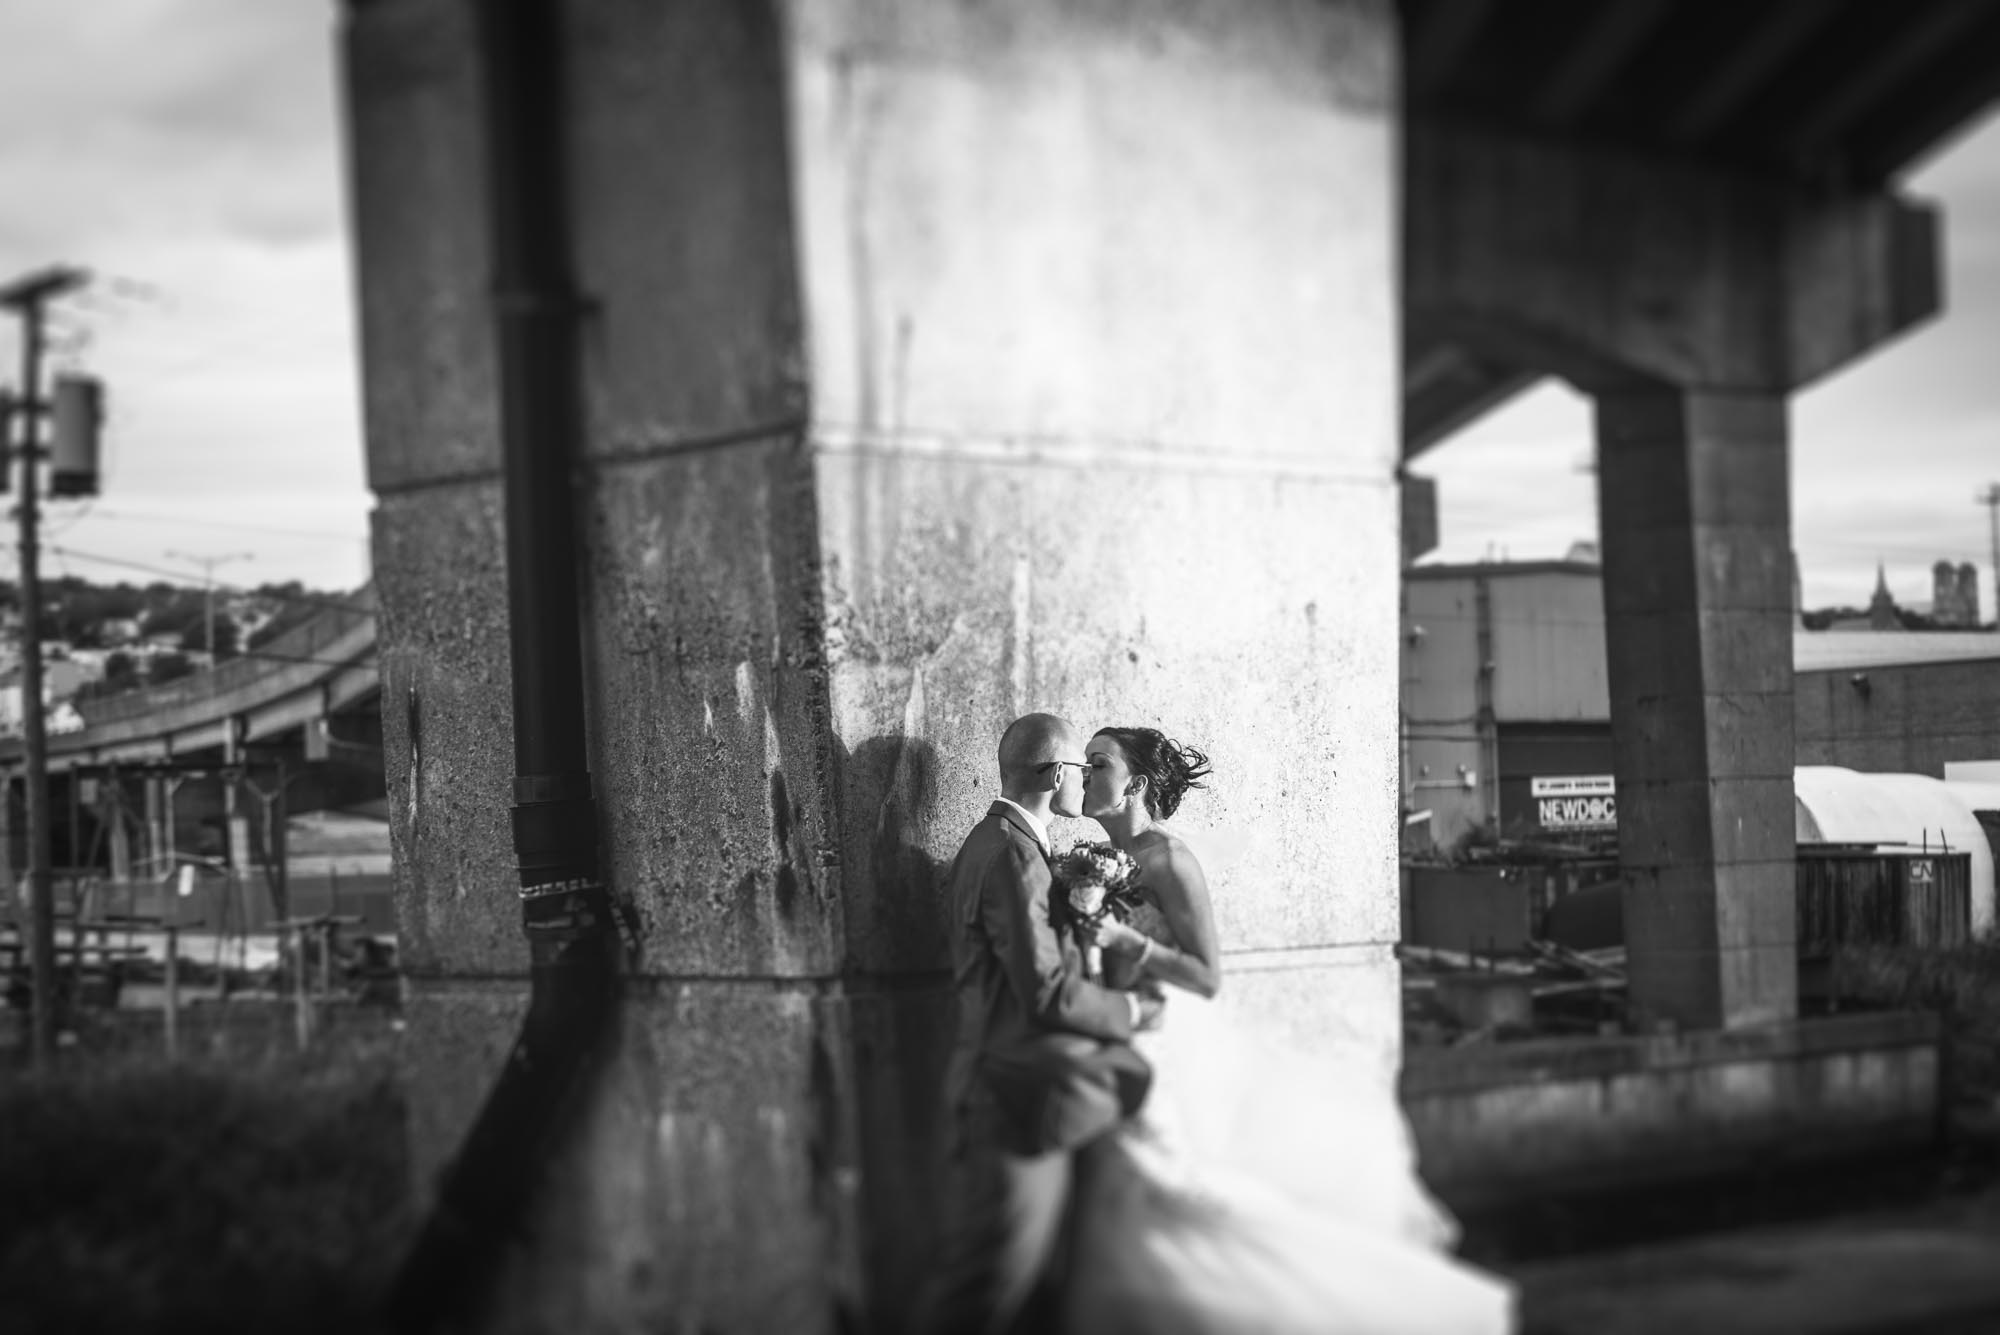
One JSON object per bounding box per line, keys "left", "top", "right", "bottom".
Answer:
{"left": 1094, "top": 727, "right": 1212, "bottom": 820}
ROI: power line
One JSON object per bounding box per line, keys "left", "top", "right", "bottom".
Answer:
{"left": 39, "top": 546, "right": 368, "bottom": 613}
{"left": 74, "top": 505, "right": 369, "bottom": 545}
{"left": 165, "top": 548, "right": 254, "bottom": 661}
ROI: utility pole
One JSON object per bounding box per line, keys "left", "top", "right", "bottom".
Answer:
{"left": 1, "top": 265, "right": 88, "bottom": 1070}
{"left": 1980, "top": 483, "right": 2000, "bottom": 629}
{"left": 165, "top": 549, "right": 253, "bottom": 665}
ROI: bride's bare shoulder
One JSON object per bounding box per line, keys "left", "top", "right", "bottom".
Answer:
{"left": 1137, "top": 829, "right": 1208, "bottom": 893}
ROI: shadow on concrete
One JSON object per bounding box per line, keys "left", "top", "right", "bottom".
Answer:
{"left": 837, "top": 732, "right": 955, "bottom": 1334}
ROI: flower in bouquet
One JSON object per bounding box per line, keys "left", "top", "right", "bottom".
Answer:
{"left": 1051, "top": 841, "right": 1144, "bottom": 977}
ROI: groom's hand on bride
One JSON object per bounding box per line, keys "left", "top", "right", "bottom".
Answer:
{"left": 1086, "top": 919, "right": 1148, "bottom": 957}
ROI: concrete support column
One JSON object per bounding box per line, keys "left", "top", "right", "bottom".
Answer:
{"left": 107, "top": 779, "right": 133, "bottom": 884}
{"left": 1596, "top": 388, "right": 1796, "bottom": 1031}
{"left": 223, "top": 721, "right": 252, "bottom": 878}
{"left": 143, "top": 774, "right": 169, "bottom": 883}
{"left": 347, "top": 0, "right": 1398, "bottom": 1328}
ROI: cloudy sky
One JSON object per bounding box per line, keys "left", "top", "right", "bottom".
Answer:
{"left": 0, "top": 3, "right": 366, "bottom": 594}
{"left": 2, "top": 5, "right": 1996, "bottom": 612}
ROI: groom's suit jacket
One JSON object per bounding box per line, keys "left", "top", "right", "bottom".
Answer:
{"left": 942, "top": 802, "right": 1151, "bottom": 1156}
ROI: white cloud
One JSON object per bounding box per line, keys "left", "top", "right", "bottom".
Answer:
{"left": 0, "top": 2, "right": 363, "bottom": 591}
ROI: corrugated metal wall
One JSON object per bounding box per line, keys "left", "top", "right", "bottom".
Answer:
{"left": 1488, "top": 572, "right": 1609, "bottom": 722}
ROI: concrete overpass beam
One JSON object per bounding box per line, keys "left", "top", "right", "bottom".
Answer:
{"left": 1784, "top": 191, "right": 1942, "bottom": 389}
{"left": 1406, "top": 121, "right": 1941, "bottom": 397}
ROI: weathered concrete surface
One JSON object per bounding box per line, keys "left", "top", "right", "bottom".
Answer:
{"left": 371, "top": 485, "right": 520, "bottom": 975}
{"left": 581, "top": 440, "right": 844, "bottom": 978}
{"left": 346, "top": 0, "right": 1402, "bottom": 1328}
{"left": 343, "top": 0, "right": 499, "bottom": 491}
{"left": 816, "top": 454, "right": 1403, "bottom": 970}
{"left": 1402, "top": 1011, "right": 1940, "bottom": 1211}
{"left": 401, "top": 981, "right": 890, "bottom": 1335}
{"left": 1597, "top": 390, "right": 1798, "bottom": 1031}
{"left": 374, "top": 437, "right": 847, "bottom": 982}
{"left": 793, "top": 1, "right": 1405, "bottom": 1319}
{"left": 1220, "top": 941, "right": 1403, "bottom": 1082}
{"left": 345, "top": 5, "right": 855, "bottom": 1327}
{"left": 792, "top": 0, "right": 1403, "bottom": 976}
{"left": 787, "top": 0, "right": 1393, "bottom": 459}
{"left": 566, "top": 0, "right": 806, "bottom": 453}
{"left": 1406, "top": 122, "right": 1940, "bottom": 394}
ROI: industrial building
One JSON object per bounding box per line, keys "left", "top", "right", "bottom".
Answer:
{"left": 1401, "top": 558, "right": 2000, "bottom": 932}
{"left": 1404, "top": 558, "right": 2000, "bottom": 847}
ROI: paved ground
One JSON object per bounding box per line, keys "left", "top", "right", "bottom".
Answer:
{"left": 1493, "top": 1108, "right": 2000, "bottom": 1335}
{"left": 1509, "top": 1212, "right": 2000, "bottom": 1334}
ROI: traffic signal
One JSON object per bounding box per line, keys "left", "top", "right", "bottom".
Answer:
{"left": 49, "top": 373, "right": 102, "bottom": 498}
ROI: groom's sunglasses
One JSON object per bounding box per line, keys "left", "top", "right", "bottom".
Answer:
{"left": 1036, "top": 761, "right": 1090, "bottom": 776}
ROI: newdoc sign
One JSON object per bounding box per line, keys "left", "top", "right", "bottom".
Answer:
{"left": 1531, "top": 775, "right": 1617, "bottom": 832}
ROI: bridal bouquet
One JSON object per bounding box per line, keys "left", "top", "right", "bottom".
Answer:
{"left": 1052, "top": 841, "right": 1144, "bottom": 979}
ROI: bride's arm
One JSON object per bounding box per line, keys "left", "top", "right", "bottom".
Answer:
{"left": 1134, "top": 844, "right": 1221, "bottom": 998}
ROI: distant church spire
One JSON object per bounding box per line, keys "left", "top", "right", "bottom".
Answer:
{"left": 1868, "top": 561, "right": 1900, "bottom": 630}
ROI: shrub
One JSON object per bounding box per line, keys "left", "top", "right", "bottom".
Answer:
{"left": 1833, "top": 935, "right": 2000, "bottom": 1102}
{"left": 0, "top": 1043, "right": 411, "bottom": 1334}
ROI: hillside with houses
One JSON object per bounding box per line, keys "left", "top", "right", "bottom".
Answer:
{"left": 0, "top": 578, "right": 338, "bottom": 735}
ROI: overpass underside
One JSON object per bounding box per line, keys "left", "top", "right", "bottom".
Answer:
{"left": 1409, "top": 125, "right": 1940, "bottom": 1028}
{"left": 1401, "top": 0, "right": 1996, "bottom": 1030}
{"left": 0, "top": 600, "right": 383, "bottom": 916}
{"left": 340, "top": 0, "right": 1995, "bottom": 1328}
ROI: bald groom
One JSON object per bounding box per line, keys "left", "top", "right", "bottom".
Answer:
{"left": 913, "top": 712, "right": 1161, "bottom": 1335}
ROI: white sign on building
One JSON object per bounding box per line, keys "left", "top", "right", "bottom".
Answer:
{"left": 1531, "top": 774, "right": 1617, "bottom": 831}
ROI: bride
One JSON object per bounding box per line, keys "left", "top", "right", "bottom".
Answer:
{"left": 1062, "top": 726, "right": 1515, "bottom": 1334}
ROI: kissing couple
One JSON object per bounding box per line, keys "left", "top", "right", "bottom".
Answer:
{"left": 911, "top": 712, "right": 1517, "bottom": 1335}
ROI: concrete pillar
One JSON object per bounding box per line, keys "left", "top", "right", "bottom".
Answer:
{"left": 143, "top": 774, "right": 168, "bottom": 883}
{"left": 789, "top": 0, "right": 1403, "bottom": 1048}
{"left": 1596, "top": 388, "right": 1796, "bottom": 1031}
{"left": 107, "top": 777, "right": 133, "bottom": 884}
{"left": 346, "top": 0, "right": 1398, "bottom": 1329}
{"left": 223, "top": 720, "right": 253, "bottom": 877}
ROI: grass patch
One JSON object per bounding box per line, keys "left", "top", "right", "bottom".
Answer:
{"left": 1833, "top": 936, "right": 2000, "bottom": 1104}
{"left": 0, "top": 1037, "right": 411, "bottom": 1334}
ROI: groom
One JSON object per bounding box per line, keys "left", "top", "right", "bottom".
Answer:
{"left": 913, "top": 711, "right": 1162, "bottom": 1335}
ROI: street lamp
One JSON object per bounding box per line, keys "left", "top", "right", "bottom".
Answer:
{"left": 165, "top": 549, "right": 254, "bottom": 664}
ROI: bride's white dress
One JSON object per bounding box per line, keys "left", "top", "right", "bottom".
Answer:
{"left": 1061, "top": 899, "right": 1516, "bottom": 1334}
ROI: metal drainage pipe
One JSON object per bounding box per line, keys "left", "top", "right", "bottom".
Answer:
{"left": 384, "top": 0, "right": 621, "bottom": 1327}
